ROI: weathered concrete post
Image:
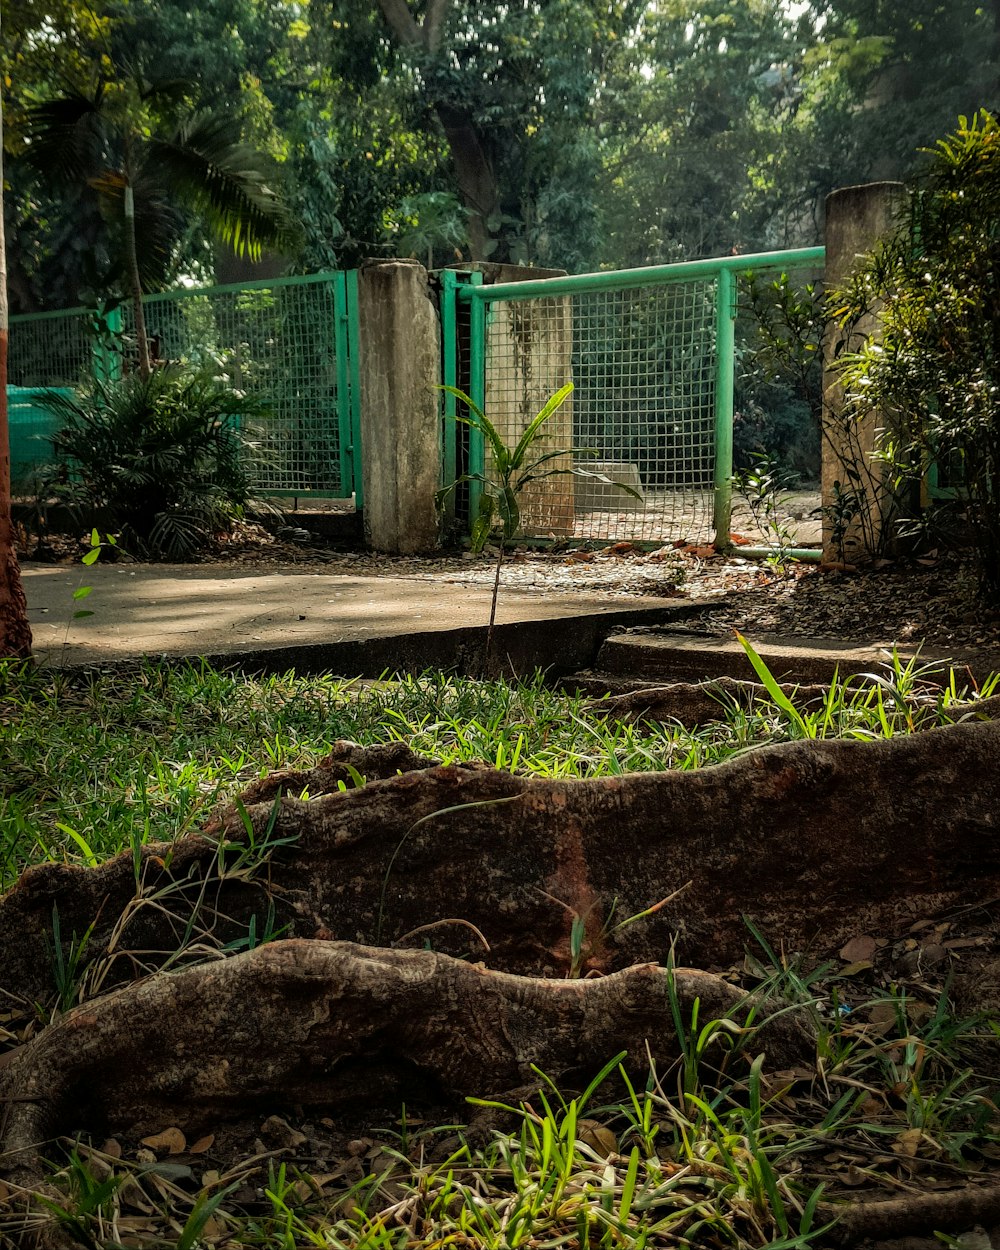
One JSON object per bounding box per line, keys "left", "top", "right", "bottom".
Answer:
{"left": 822, "top": 182, "right": 907, "bottom": 562}
{"left": 356, "top": 260, "right": 441, "bottom": 554}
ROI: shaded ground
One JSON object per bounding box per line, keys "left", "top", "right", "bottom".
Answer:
{"left": 18, "top": 517, "right": 1000, "bottom": 664}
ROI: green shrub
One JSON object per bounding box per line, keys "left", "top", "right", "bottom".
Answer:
{"left": 38, "top": 366, "right": 268, "bottom": 559}
{"left": 736, "top": 270, "right": 823, "bottom": 481}
{"left": 835, "top": 110, "right": 1000, "bottom": 601}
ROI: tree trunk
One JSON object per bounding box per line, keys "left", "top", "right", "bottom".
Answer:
{"left": 434, "top": 104, "right": 499, "bottom": 259}
{"left": 0, "top": 23, "right": 33, "bottom": 661}
{"left": 375, "top": 0, "right": 500, "bottom": 260}
{"left": 123, "top": 183, "right": 152, "bottom": 379}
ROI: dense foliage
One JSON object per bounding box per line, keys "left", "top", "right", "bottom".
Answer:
{"left": 38, "top": 366, "right": 267, "bottom": 558}
{"left": 836, "top": 110, "right": 1000, "bottom": 603}
{"left": 3, "top": 0, "right": 998, "bottom": 311}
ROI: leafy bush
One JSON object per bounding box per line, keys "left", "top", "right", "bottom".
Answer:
{"left": 38, "top": 366, "right": 268, "bottom": 559}
{"left": 736, "top": 271, "right": 823, "bottom": 481}
{"left": 835, "top": 110, "right": 1000, "bottom": 601}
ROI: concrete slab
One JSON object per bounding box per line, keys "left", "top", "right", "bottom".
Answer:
{"left": 21, "top": 563, "right": 715, "bottom": 675}
{"left": 594, "top": 628, "right": 1000, "bottom": 687}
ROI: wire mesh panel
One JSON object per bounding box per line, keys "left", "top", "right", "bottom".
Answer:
{"left": 123, "top": 275, "right": 348, "bottom": 496}
{"left": 7, "top": 308, "right": 98, "bottom": 490}
{"left": 481, "top": 280, "right": 718, "bottom": 544}
{"left": 8, "top": 308, "right": 95, "bottom": 388}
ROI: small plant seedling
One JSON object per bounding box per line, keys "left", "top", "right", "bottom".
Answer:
{"left": 72, "top": 528, "right": 117, "bottom": 620}
{"left": 437, "top": 382, "right": 640, "bottom": 673}
{"left": 58, "top": 529, "right": 118, "bottom": 663}
{"left": 733, "top": 451, "right": 799, "bottom": 567}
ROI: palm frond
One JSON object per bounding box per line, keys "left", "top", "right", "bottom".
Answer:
{"left": 148, "top": 111, "right": 296, "bottom": 259}
{"left": 23, "top": 92, "right": 111, "bottom": 186}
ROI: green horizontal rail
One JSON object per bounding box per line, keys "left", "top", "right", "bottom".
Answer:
{"left": 9, "top": 304, "right": 91, "bottom": 324}
{"left": 140, "top": 270, "right": 343, "bottom": 303}
{"left": 457, "top": 247, "right": 826, "bottom": 303}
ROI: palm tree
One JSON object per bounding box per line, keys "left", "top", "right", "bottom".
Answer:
{"left": 23, "top": 71, "right": 295, "bottom": 377}
{"left": 0, "top": 6, "right": 33, "bottom": 658}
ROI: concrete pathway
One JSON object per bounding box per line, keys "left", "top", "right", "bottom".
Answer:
{"left": 21, "top": 562, "right": 702, "bottom": 674}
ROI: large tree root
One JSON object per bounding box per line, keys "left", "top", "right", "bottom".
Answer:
{"left": 823, "top": 1183, "right": 1000, "bottom": 1245}
{"left": 588, "top": 676, "right": 833, "bottom": 726}
{"left": 1, "top": 942, "right": 996, "bottom": 1248}
{"left": 0, "top": 940, "right": 810, "bottom": 1184}
{"left": 2, "top": 721, "right": 1000, "bottom": 1003}
{"left": 589, "top": 679, "right": 1000, "bottom": 728}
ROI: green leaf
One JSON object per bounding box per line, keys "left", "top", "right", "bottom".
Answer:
{"left": 72, "top": 586, "right": 93, "bottom": 600}
{"left": 510, "top": 382, "right": 574, "bottom": 468}
{"left": 734, "top": 631, "right": 810, "bottom": 734}
{"left": 471, "top": 494, "right": 497, "bottom": 552}
{"left": 56, "top": 822, "right": 99, "bottom": 867}
{"left": 439, "top": 384, "right": 508, "bottom": 467}
{"left": 498, "top": 485, "right": 520, "bottom": 540}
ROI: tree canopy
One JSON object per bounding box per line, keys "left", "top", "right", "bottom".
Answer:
{"left": 3, "top": 0, "right": 999, "bottom": 311}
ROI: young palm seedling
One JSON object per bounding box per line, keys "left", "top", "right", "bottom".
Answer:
{"left": 437, "top": 382, "right": 640, "bottom": 673}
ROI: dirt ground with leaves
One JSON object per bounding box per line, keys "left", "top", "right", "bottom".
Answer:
{"left": 17, "top": 518, "right": 1000, "bottom": 654}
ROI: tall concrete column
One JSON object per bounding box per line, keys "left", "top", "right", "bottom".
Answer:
{"left": 357, "top": 260, "right": 441, "bottom": 554}
{"left": 822, "top": 182, "right": 907, "bottom": 561}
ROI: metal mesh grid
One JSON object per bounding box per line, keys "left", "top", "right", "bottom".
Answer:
{"left": 8, "top": 308, "right": 95, "bottom": 388}
{"left": 8, "top": 309, "right": 98, "bottom": 490}
{"left": 125, "top": 277, "right": 344, "bottom": 495}
{"left": 482, "top": 280, "right": 718, "bottom": 544}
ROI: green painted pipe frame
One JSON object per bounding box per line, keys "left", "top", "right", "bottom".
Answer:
{"left": 454, "top": 247, "right": 825, "bottom": 304}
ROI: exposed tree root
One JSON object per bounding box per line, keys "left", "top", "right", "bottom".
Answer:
{"left": 2, "top": 722, "right": 1000, "bottom": 1006}
{"left": 589, "top": 676, "right": 832, "bottom": 725}
{"left": 590, "top": 678, "right": 1000, "bottom": 728}
{"left": 0, "top": 940, "right": 810, "bottom": 1188}
{"left": 210, "top": 738, "right": 440, "bottom": 817}
{"left": 823, "top": 1181, "right": 1000, "bottom": 1245}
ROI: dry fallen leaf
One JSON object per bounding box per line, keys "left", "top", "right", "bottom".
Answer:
{"left": 891, "top": 1127, "right": 924, "bottom": 1158}
{"left": 200, "top": 1214, "right": 228, "bottom": 1243}
{"left": 576, "top": 1118, "right": 617, "bottom": 1158}
{"left": 189, "top": 1134, "right": 215, "bottom": 1155}
{"left": 140, "top": 1127, "right": 186, "bottom": 1156}
{"left": 839, "top": 934, "right": 878, "bottom": 962}
{"left": 868, "top": 1001, "right": 899, "bottom": 1033}
{"left": 906, "top": 1001, "right": 935, "bottom": 1026}
{"left": 839, "top": 959, "right": 873, "bottom": 977}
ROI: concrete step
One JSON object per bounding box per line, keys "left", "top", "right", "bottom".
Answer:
{"left": 584, "top": 628, "right": 1000, "bottom": 689}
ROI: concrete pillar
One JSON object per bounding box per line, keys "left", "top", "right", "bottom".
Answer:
{"left": 822, "top": 182, "right": 908, "bottom": 561}
{"left": 356, "top": 260, "right": 441, "bottom": 554}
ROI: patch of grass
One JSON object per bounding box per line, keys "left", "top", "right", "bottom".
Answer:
{"left": 2, "top": 656, "right": 997, "bottom": 892}
{"left": 10, "top": 970, "right": 999, "bottom": 1250}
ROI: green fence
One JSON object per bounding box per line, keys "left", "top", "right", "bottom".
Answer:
{"left": 442, "top": 249, "right": 825, "bottom": 547}
{"left": 8, "top": 272, "right": 361, "bottom": 504}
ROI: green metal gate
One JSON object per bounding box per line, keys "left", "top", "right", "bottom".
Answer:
{"left": 8, "top": 271, "right": 363, "bottom": 505}
{"left": 441, "top": 249, "right": 824, "bottom": 548}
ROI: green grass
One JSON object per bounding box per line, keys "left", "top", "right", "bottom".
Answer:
{"left": 10, "top": 973, "right": 1000, "bottom": 1250}
{"left": 3, "top": 656, "right": 1000, "bottom": 1249}
{"left": 2, "top": 655, "right": 997, "bottom": 893}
